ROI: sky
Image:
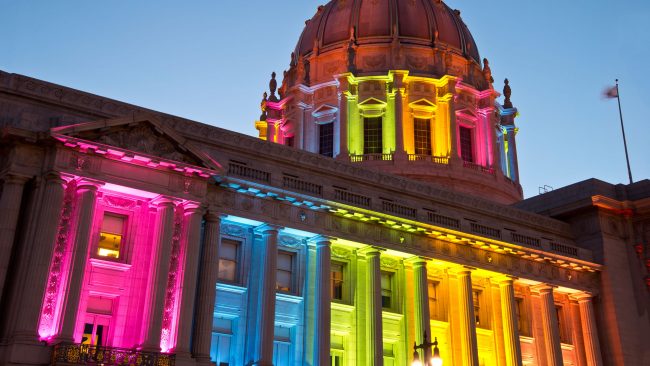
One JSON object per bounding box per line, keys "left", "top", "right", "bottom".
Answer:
{"left": 1, "top": 0, "right": 648, "bottom": 198}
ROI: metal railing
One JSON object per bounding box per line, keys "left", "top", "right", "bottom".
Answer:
{"left": 407, "top": 154, "right": 449, "bottom": 165}
{"left": 462, "top": 160, "right": 495, "bottom": 175}
{"left": 51, "top": 343, "right": 175, "bottom": 366}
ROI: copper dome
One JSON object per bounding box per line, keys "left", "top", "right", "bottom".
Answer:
{"left": 295, "top": 0, "right": 480, "bottom": 64}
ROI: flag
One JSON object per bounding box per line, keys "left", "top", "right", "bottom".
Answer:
{"left": 604, "top": 85, "right": 618, "bottom": 98}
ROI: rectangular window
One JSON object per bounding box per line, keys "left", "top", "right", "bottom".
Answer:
{"left": 381, "top": 272, "right": 393, "bottom": 309}
{"left": 276, "top": 251, "right": 294, "bottom": 293}
{"left": 459, "top": 126, "right": 473, "bottom": 162}
{"left": 414, "top": 118, "right": 432, "bottom": 155}
{"left": 330, "top": 353, "right": 344, "bottom": 366}
{"left": 472, "top": 290, "right": 481, "bottom": 326}
{"left": 428, "top": 281, "right": 442, "bottom": 321}
{"left": 363, "top": 117, "right": 383, "bottom": 154}
{"left": 555, "top": 305, "right": 570, "bottom": 344}
{"left": 285, "top": 136, "right": 295, "bottom": 147}
{"left": 331, "top": 262, "right": 345, "bottom": 301}
{"left": 98, "top": 214, "right": 126, "bottom": 259}
{"left": 218, "top": 239, "right": 240, "bottom": 282}
{"left": 319, "top": 123, "right": 334, "bottom": 157}
{"left": 516, "top": 297, "right": 530, "bottom": 336}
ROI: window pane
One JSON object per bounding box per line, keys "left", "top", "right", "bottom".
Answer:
{"left": 98, "top": 213, "right": 125, "bottom": 259}
{"left": 381, "top": 272, "right": 392, "bottom": 309}
{"left": 414, "top": 118, "right": 432, "bottom": 155}
{"left": 459, "top": 126, "right": 473, "bottom": 162}
{"left": 218, "top": 259, "right": 237, "bottom": 282}
{"left": 278, "top": 252, "right": 293, "bottom": 271}
{"left": 331, "top": 263, "right": 344, "bottom": 301}
{"left": 319, "top": 123, "right": 334, "bottom": 157}
{"left": 220, "top": 240, "right": 238, "bottom": 261}
{"left": 473, "top": 290, "right": 481, "bottom": 325}
{"left": 277, "top": 251, "right": 294, "bottom": 292}
{"left": 218, "top": 239, "right": 240, "bottom": 282}
{"left": 364, "top": 117, "right": 383, "bottom": 154}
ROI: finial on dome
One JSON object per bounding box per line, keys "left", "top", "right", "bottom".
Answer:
{"left": 483, "top": 58, "right": 494, "bottom": 88}
{"left": 260, "top": 92, "right": 268, "bottom": 121}
{"left": 269, "top": 72, "right": 278, "bottom": 102}
{"left": 503, "top": 78, "right": 513, "bottom": 108}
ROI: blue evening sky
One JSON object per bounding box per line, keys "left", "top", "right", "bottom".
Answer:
{"left": 1, "top": 0, "right": 648, "bottom": 198}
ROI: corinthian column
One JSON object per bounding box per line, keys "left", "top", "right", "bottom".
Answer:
{"left": 192, "top": 212, "right": 221, "bottom": 364}
{"left": 142, "top": 199, "right": 176, "bottom": 351}
{"left": 455, "top": 268, "right": 479, "bottom": 366}
{"left": 57, "top": 180, "right": 101, "bottom": 342}
{"left": 533, "top": 284, "right": 563, "bottom": 366}
{"left": 0, "top": 174, "right": 29, "bottom": 305}
{"left": 498, "top": 277, "right": 523, "bottom": 366}
{"left": 573, "top": 293, "right": 603, "bottom": 366}
{"left": 313, "top": 237, "right": 333, "bottom": 365}
{"left": 364, "top": 247, "right": 383, "bottom": 366}
{"left": 13, "top": 174, "right": 66, "bottom": 341}
{"left": 174, "top": 203, "right": 204, "bottom": 358}
{"left": 411, "top": 257, "right": 431, "bottom": 346}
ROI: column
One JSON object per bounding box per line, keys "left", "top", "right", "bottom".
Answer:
{"left": 57, "top": 180, "right": 101, "bottom": 342}
{"left": 0, "top": 174, "right": 29, "bottom": 305}
{"left": 142, "top": 199, "right": 176, "bottom": 351}
{"left": 498, "top": 277, "right": 523, "bottom": 366}
{"left": 366, "top": 248, "right": 383, "bottom": 366}
{"left": 336, "top": 91, "right": 349, "bottom": 159}
{"left": 175, "top": 203, "right": 205, "bottom": 358}
{"left": 192, "top": 212, "right": 221, "bottom": 363}
{"left": 412, "top": 258, "right": 431, "bottom": 346}
{"left": 456, "top": 268, "right": 480, "bottom": 366}
{"left": 267, "top": 121, "right": 277, "bottom": 143}
{"left": 394, "top": 88, "right": 406, "bottom": 160}
{"left": 258, "top": 226, "right": 279, "bottom": 366}
{"left": 573, "top": 293, "right": 603, "bottom": 366}
{"left": 12, "top": 174, "right": 66, "bottom": 340}
{"left": 313, "top": 237, "right": 333, "bottom": 365}
{"left": 534, "top": 284, "right": 563, "bottom": 366}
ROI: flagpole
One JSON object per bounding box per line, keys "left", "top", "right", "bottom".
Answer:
{"left": 615, "top": 79, "right": 633, "bottom": 184}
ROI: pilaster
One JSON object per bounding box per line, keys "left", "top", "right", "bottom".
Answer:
{"left": 531, "top": 284, "right": 563, "bottom": 366}
{"left": 452, "top": 267, "right": 479, "bottom": 366}
{"left": 497, "top": 277, "right": 523, "bottom": 366}
{"left": 312, "top": 236, "right": 334, "bottom": 365}
{"left": 255, "top": 224, "right": 281, "bottom": 366}
{"left": 571, "top": 292, "right": 603, "bottom": 366}
{"left": 360, "top": 247, "right": 384, "bottom": 366}
{"left": 410, "top": 257, "right": 431, "bottom": 346}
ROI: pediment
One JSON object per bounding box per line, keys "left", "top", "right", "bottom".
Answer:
{"left": 51, "top": 113, "right": 222, "bottom": 172}
{"left": 408, "top": 98, "right": 436, "bottom": 109}
{"left": 312, "top": 104, "right": 338, "bottom": 117}
{"left": 358, "top": 97, "right": 387, "bottom": 107}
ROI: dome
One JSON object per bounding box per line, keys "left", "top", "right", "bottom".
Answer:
{"left": 291, "top": 0, "right": 482, "bottom": 84}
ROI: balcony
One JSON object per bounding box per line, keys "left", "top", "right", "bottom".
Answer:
{"left": 462, "top": 160, "right": 495, "bottom": 175}
{"left": 51, "top": 343, "right": 175, "bottom": 366}
{"left": 407, "top": 154, "right": 449, "bottom": 165}
{"left": 350, "top": 153, "right": 394, "bottom": 162}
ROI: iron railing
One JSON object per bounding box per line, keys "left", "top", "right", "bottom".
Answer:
{"left": 51, "top": 343, "right": 175, "bottom": 366}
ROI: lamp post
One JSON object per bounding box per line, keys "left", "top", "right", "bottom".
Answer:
{"left": 412, "top": 331, "right": 442, "bottom": 366}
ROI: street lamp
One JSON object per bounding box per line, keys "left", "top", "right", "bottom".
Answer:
{"left": 411, "top": 331, "right": 442, "bottom": 366}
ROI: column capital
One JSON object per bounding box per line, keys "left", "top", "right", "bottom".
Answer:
{"left": 182, "top": 201, "right": 204, "bottom": 214}
{"left": 405, "top": 256, "right": 429, "bottom": 266}
{"left": 151, "top": 196, "right": 177, "bottom": 208}
{"left": 204, "top": 210, "right": 222, "bottom": 223}
{"left": 357, "top": 245, "right": 384, "bottom": 257}
{"left": 253, "top": 223, "right": 282, "bottom": 235}
{"left": 308, "top": 235, "right": 336, "bottom": 247}
{"left": 75, "top": 178, "right": 104, "bottom": 191}
{"left": 569, "top": 291, "right": 595, "bottom": 303}
{"left": 493, "top": 274, "right": 518, "bottom": 285}
{"left": 530, "top": 283, "right": 556, "bottom": 294}
{"left": 1, "top": 173, "right": 31, "bottom": 184}
{"left": 450, "top": 265, "right": 476, "bottom": 276}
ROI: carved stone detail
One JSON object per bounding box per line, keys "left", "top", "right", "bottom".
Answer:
{"left": 103, "top": 195, "right": 136, "bottom": 210}
{"left": 222, "top": 224, "right": 246, "bottom": 237}
{"left": 279, "top": 235, "right": 302, "bottom": 248}
{"left": 161, "top": 207, "right": 183, "bottom": 349}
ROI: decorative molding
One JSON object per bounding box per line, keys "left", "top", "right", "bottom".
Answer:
{"left": 331, "top": 246, "right": 352, "bottom": 259}
{"left": 221, "top": 224, "right": 246, "bottom": 238}
{"left": 160, "top": 206, "right": 184, "bottom": 352}
{"left": 279, "top": 235, "right": 302, "bottom": 248}
{"left": 103, "top": 195, "right": 136, "bottom": 210}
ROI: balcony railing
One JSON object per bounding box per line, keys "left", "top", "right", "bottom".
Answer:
{"left": 462, "top": 160, "right": 495, "bottom": 175}
{"left": 407, "top": 154, "right": 449, "bottom": 165}
{"left": 51, "top": 343, "right": 175, "bottom": 366}
{"left": 350, "top": 153, "right": 393, "bottom": 162}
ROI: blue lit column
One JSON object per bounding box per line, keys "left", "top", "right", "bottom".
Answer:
{"left": 313, "top": 237, "right": 333, "bottom": 365}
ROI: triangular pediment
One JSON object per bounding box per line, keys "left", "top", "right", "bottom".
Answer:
{"left": 312, "top": 104, "right": 338, "bottom": 117}
{"left": 409, "top": 98, "right": 436, "bottom": 108}
{"left": 51, "top": 113, "right": 222, "bottom": 172}
{"left": 358, "top": 97, "right": 387, "bottom": 107}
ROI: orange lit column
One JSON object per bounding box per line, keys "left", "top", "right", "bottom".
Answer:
{"left": 437, "top": 93, "right": 455, "bottom": 161}
{"left": 142, "top": 199, "right": 176, "bottom": 351}
{"left": 498, "top": 277, "right": 523, "bottom": 366}
{"left": 313, "top": 237, "right": 333, "bottom": 365}
{"left": 192, "top": 212, "right": 221, "bottom": 363}
{"left": 174, "top": 203, "right": 204, "bottom": 359}
{"left": 0, "top": 174, "right": 29, "bottom": 305}
{"left": 365, "top": 248, "right": 384, "bottom": 366}
{"left": 57, "top": 180, "right": 101, "bottom": 342}
{"left": 11, "top": 174, "right": 66, "bottom": 342}
{"left": 573, "top": 293, "right": 603, "bottom": 366}
{"left": 455, "top": 268, "right": 480, "bottom": 366}
{"left": 267, "top": 121, "right": 277, "bottom": 143}
{"left": 533, "top": 284, "right": 563, "bottom": 366}
{"left": 258, "top": 226, "right": 280, "bottom": 366}
{"left": 412, "top": 257, "right": 431, "bottom": 345}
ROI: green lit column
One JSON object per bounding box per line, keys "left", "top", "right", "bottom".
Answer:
{"left": 363, "top": 247, "right": 384, "bottom": 366}
{"left": 393, "top": 87, "right": 407, "bottom": 161}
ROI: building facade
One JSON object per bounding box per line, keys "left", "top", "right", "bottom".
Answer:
{"left": 0, "top": 1, "right": 649, "bottom": 366}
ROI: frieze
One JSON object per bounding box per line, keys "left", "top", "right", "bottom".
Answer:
{"left": 279, "top": 235, "right": 302, "bottom": 248}
{"left": 221, "top": 224, "right": 246, "bottom": 238}
{"left": 103, "top": 195, "right": 137, "bottom": 210}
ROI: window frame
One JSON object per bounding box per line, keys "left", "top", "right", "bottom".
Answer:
{"left": 458, "top": 125, "right": 475, "bottom": 163}
{"left": 555, "top": 304, "right": 571, "bottom": 344}
{"left": 363, "top": 117, "right": 384, "bottom": 154}
{"left": 413, "top": 118, "right": 432, "bottom": 156}
{"left": 380, "top": 270, "right": 396, "bottom": 311}
{"left": 92, "top": 206, "right": 134, "bottom": 264}
{"left": 330, "top": 261, "right": 348, "bottom": 304}
{"left": 318, "top": 122, "right": 334, "bottom": 157}
{"left": 428, "top": 279, "right": 446, "bottom": 322}
{"left": 218, "top": 237, "right": 243, "bottom": 285}
{"left": 276, "top": 250, "right": 297, "bottom": 294}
